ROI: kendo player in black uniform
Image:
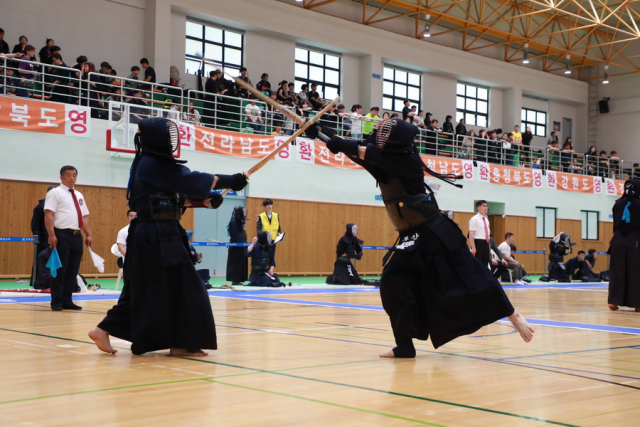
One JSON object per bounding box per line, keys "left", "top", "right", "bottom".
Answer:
{"left": 226, "top": 206, "right": 249, "bottom": 286}
{"left": 307, "top": 118, "right": 534, "bottom": 358}
{"left": 608, "top": 179, "right": 640, "bottom": 312}
{"left": 30, "top": 186, "right": 55, "bottom": 287}
{"left": 89, "top": 117, "right": 247, "bottom": 356}
{"left": 246, "top": 231, "right": 288, "bottom": 287}
{"left": 326, "top": 223, "right": 364, "bottom": 285}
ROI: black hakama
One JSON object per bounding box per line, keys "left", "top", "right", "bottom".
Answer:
{"left": 226, "top": 216, "right": 248, "bottom": 283}
{"left": 608, "top": 195, "right": 640, "bottom": 309}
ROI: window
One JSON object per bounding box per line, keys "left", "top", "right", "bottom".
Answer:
{"left": 581, "top": 211, "right": 599, "bottom": 240}
{"left": 536, "top": 207, "right": 556, "bottom": 238}
{"left": 521, "top": 108, "right": 547, "bottom": 137}
{"left": 456, "top": 83, "right": 488, "bottom": 127}
{"left": 383, "top": 66, "right": 421, "bottom": 113}
{"left": 294, "top": 47, "right": 341, "bottom": 99}
{"left": 185, "top": 21, "right": 243, "bottom": 76}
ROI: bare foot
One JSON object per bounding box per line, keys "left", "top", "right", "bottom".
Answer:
{"left": 609, "top": 304, "right": 619, "bottom": 311}
{"left": 508, "top": 312, "right": 535, "bottom": 343}
{"left": 379, "top": 349, "right": 396, "bottom": 358}
{"left": 88, "top": 327, "right": 117, "bottom": 354}
{"left": 169, "top": 348, "right": 209, "bottom": 357}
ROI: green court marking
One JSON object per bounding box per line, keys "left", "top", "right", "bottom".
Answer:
{"left": 180, "top": 357, "right": 579, "bottom": 427}
{"left": 205, "top": 378, "right": 448, "bottom": 426}
{"left": 0, "top": 378, "right": 204, "bottom": 405}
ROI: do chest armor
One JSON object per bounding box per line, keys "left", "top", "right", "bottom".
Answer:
{"left": 379, "top": 178, "right": 440, "bottom": 231}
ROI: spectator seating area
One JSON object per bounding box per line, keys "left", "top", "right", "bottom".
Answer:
{"left": 0, "top": 55, "right": 635, "bottom": 180}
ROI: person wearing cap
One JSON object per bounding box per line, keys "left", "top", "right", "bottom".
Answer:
{"left": 89, "top": 117, "right": 248, "bottom": 357}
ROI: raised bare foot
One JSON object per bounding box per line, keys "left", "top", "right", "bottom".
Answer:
{"left": 508, "top": 312, "right": 535, "bottom": 343}
{"left": 169, "top": 348, "right": 209, "bottom": 357}
{"left": 88, "top": 327, "right": 117, "bottom": 354}
{"left": 608, "top": 304, "right": 619, "bottom": 311}
{"left": 379, "top": 349, "right": 396, "bottom": 358}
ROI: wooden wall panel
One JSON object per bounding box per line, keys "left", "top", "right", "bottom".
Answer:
{"left": 0, "top": 178, "right": 614, "bottom": 277}
{"left": 0, "top": 179, "right": 193, "bottom": 277}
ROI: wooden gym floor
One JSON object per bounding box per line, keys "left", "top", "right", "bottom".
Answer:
{"left": 1, "top": 283, "right": 639, "bottom": 426}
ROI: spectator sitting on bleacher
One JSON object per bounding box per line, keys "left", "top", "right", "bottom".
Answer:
{"left": 382, "top": 112, "right": 390, "bottom": 119}
{"left": 547, "top": 131, "right": 559, "bottom": 146}
{"left": 99, "top": 62, "right": 113, "bottom": 90}
{"left": 431, "top": 119, "right": 441, "bottom": 131}
{"left": 560, "top": 139, "right": 576, "bottom": 172}
{"left": 12, "top": 35, "right": 28, "bottom": 54}
{"left": 287, "top": 82, "right": 298, "bottom": 105}
{"left": 256, "top": 73, "right": 270, "bottom": 92}
{"left": 38, "top": 39, "right": 54, "bottom": 64}
{"left": 244, "top": 96, "right": 265, "bottom": 134}
{"left": 1, "top": 67, "right": 19, "bottom": 96}
{"left": 103, "top": 87, "right": 123, "bottom": 121}
{"left": 125, "top": 65, "right": 142, "bottom": 93}
{"left": 298, "top": 84, "right": 308, "bottom": 105}
{"left": 266, "top": 91, "right": 284, "bottom": 135}
{"left": 390, "top": 113, "right": 399, "bottom": 119}
{"left": 308, "top": 83, "right": 325, "bottom": 110}
{"left": 598, "top": 150, "right": 610, "bottom": 177}
{"left": 165, "top": 98, "right": 181, "bottom": 121}
{"left": 488, "top": 130, "right": 502, "bottom": 164}
{"left": 276, "top": 80, "right": 290, "bottom": 104}
{"left": 72, "top": 55, "right": 87, "bottom": 79}
{"left": 183, "top": 101, "right": 201, "bottom": 124}
{"left": 127, "top": 89, "right": 148, "bottom": 124}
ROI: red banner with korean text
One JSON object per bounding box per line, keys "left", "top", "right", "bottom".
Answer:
{"left": 474, "top": 162, "right": 534, "bottom": 187}
{"left": 555, "top": 173, "right": 594, "bottom": 193}
{"left": 0, "top": 95, "right": 91, "bottom": 137}
{"left": 193, "top": 126, "right": 282, "bottom": 158}
{"left": 421, "top": 156, "right": 474, "bottom": 180}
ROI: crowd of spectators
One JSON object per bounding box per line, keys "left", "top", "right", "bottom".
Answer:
{"left": 0, "top": 27, "right": 635, "bottom": 178}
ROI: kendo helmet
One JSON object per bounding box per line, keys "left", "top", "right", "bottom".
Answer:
{"left": 553, "top": 233, "right": 575, "bottom": 256}
{"left": 346, "top": 223, "right": 358, "bottom": 237}
{"left": 257, "top": 231, "right": 272, "bottom": 245}
{"left": 233, "top": 205, "right": 247, "bottom": 222}
{"left": 623, "top": 179, "right": 640, "bottom": 198}
{"left": 374, "top": 118, "right": 418, "bottom": 152}
{"left": 135, "top": 117, "right": 184, "bottom": 163}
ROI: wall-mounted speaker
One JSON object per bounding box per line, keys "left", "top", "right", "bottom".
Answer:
{"left": 599, "top": 100, "right": 610, "bottom": 114}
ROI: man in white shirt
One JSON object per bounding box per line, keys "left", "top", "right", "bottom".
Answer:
{"left": 469, "top": 199, "right": 491, "bottom": 266}
{"left": 116, "top": 210, "right": 137, "bottom": 265}
{"left": 244, "top": 96, "right": 264, "bottom": 133}
{"left": 44, "top": 166, "right": 93, "bottom": 311}
{"left": 498, "top": 232, "right": 526, "bottom": 285}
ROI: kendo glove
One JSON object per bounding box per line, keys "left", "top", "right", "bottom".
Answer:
{"left": 326, "top": 136, "right": 359, "bottom": 157}
{"left": 305, "top": 123, "right": 336, "bottom": 142}
{"left": 216, "top": 173, "right": 248, "bottom": 191}
{"left": 206, "top": 192, "right": 223, "bottom": 209}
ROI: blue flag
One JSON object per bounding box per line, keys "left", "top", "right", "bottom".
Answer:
{"left": 46, "top": 248, "right": 63, "bottom": 278}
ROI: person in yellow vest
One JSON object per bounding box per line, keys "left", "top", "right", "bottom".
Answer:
{"left": 257, "top": 199, "right": 282, "bottom": 263}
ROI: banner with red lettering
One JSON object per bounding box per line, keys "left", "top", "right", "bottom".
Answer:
{"left": 0, "top": 96, "right": 91, "bottom": 137}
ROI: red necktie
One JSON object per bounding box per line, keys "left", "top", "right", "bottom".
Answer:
{"left": 483, "top": 217, "right": 490, "bottom": 242}
{"left": 69, "top": 188, "right": 84, "bottom": 230}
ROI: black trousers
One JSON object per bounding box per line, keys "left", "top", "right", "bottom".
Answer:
{"left": 474, "top": 239, "right": 490, "bottom": 267}
{"left": 51, "top": 229, "right": 83, "bottom": 306}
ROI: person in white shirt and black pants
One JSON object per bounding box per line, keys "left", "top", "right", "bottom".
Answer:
{"left": 44, "top": 166, "right": 93, "bottom": 311}
{"left": 469, "top": 200, "right": 491, "bottom": 266}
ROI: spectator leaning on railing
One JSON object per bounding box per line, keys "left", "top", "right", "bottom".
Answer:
{"left": 0, "top": 28, "right": 10, "bottom": 55}
{"left": 362, "top": 106, "right": 380, "bottom": 136}
{"left": 12, "top": 35, "right": 28, "bottom": 54}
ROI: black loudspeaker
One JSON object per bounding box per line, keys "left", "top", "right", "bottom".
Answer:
{"left": 599, "top": 100, "right": 610, "bottom": 114}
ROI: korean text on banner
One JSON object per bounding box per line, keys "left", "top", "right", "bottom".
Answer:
{"left": 556, "top": 173, "right": 594, "bottom": 193}
{"left": 0, "top": 97, "right": 91, "bottom": 137}
{"left": 194, "top": 126, "right": 279, "bottom": 158}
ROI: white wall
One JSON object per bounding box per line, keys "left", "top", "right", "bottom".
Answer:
{"left": 597, "top": 73, "right": 640, "bottom": 159}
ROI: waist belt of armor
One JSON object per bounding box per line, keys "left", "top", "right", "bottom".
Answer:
{"left": 379, "top": 178, "right": 440, "bottom": 231}
{"left": 139, "top": 193, "right": 182, "bottom": 221}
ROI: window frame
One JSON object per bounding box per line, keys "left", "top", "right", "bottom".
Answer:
{"left": 382, "top": 66, "right": 421, "bottom": 114}
{"left": 521, "top": 107, "right": 547, "bottom": 137}
{"left": 536, "top": 206, "right": 557, "bottom": 238}
{"left": 294, "top": 46, "right": 341, "bottom": 100}
{"left": 456, "top": 82, "right": 489, "bottom": 128}
{"left": 581, "top": 210, "right": 599, "bottom": 240}
{"left": 184, "top": 20, "right": 244, "bottom": 76}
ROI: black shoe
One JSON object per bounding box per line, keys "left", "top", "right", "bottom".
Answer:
{"left": 51, "top": 305, "right": 63, "bottom": 311}
{"left": 62, "top": 303, "right": 83, "bottom": 311}
{"left": 523, "top": 278, "right": 532, "bottom": 283}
